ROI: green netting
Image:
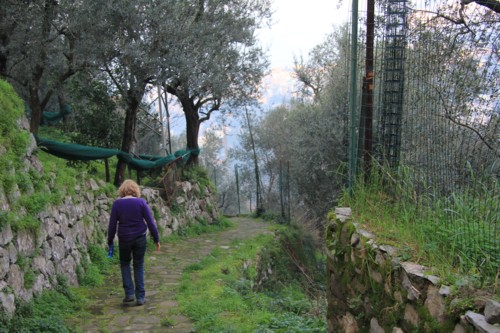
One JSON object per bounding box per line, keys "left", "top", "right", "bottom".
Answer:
{"left": 25, "top": 104, "right": 73, "bottom": 125}
{"left": 35, "top": 136, "right": 200, "bottom": 171}
{"left": 42, "top": 104, "right": 72, "bottom": 125}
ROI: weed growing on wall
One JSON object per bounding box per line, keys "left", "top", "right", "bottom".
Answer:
{"left": 182, "top": 165, "right": 216, "bottom": 196}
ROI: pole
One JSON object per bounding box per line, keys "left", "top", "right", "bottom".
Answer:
{"left": 157, "top": 85, "right": 167, "bottom": 156}
{"left": 287, "top": 160, "right": 291, "bottom": 223}
{"left": 348, "top": 0, "right": 359, "bottom": 193}
{"left": 244, "top": 106, "right": 263, "bottom": 215}
{"left": 249, "top": 192, "right": 252, "bottom": 213}
{"left": 161, "top": 85, "right": 173, "bottom": 155}
{"left": 280, "top": 160, "right": 285, "bottom": 220}
{"left": 235, "top": 165, "right": 241, "bottom": 215}
{"left": 363, "top": 0, "right": 375, "bottom": 178}
{"left": 213, "top": 166, "right": 217, "bottom": 187}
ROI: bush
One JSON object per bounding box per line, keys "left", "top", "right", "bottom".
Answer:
{"left": 254, "top": 223, "right": 324, "bottom": 292}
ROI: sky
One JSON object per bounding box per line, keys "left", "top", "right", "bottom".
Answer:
{"left": 170, "top": 0, "right": 352, "bottom": 139}
{"left": 255, "top": 0, "right": 351, "bottom": 108}
{"left": 258, "top": 0, "right": 351, "bottom": 69}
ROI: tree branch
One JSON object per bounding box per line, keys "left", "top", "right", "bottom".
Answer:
{"left": 199, "top": 98, "right": 220, "bottom": 122}
{"left": 104, "top": 64, "right": 124, "bottom": 97}
{"left": 436, "top": 89, "right": 499, "bottom": 157}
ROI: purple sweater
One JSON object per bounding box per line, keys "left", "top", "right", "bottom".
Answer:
{"left": 107, "top": 197, "right": 160, "bottom": 245}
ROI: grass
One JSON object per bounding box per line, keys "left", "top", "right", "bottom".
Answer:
{"left": 0, "top": 275, "right": 85, "bottom": 333}
{"left": 161, "top": 216, "right": 234, "bottom": 244}
{"left": 340, "top": 163, "right": 499, "bottom": 293}
{"left": 175, "top": 232, "right": 327, "bottom": 333}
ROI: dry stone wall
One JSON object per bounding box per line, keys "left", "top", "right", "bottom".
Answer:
{"left": 326, "top": 207, "right": 500, "bottom": 333}
{"left": 0, "top": 128, "right": 219, "bottom": 316}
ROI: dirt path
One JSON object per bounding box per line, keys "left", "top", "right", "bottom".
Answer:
{"left": 72, "top": 217, "right": 271, "bottom": 333}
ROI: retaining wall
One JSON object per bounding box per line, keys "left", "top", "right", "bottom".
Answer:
{"left": 326, "top": 207, "right": 500, "bottom": 333}
{"left": 0, "top": 123, "right": 219, "bottom": 316}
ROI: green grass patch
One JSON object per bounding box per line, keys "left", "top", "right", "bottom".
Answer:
{"left": 176, "top": 232, "right": 327, "bottom": 332}
{"left": 163, "top": 216, "right": 234, "bottom": 244}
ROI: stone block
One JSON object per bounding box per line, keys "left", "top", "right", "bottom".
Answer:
{"left": 424, "top": 285, "right": 446, "bottom": 323}
{"left": 50, "top": 236, "right": 65, "bottom": 262}
{"left": 485, "top": 299, "right": 500, "bottom": 325}
{"left": 370, "top": 318, "right": 385, "bottom": 333}
{"left": 335, "top": 207, "right": 352, "bottom": 222}
{"left": 0, "top": 292, "right": 15, "bottom": 316}
{"left": 16, "top": 229, "right": 36, "bottom": 256}
{"left": 404, "top": 304, "right": 420, "bottom": 328}
{"left": 6, "top": 264, "right": 23, "bottom": 295}
{"left": 452, "top": 323, "right": 467, "bottom": 333}
{"left": 0, "top": 248, "right": 9, "bottom": 279}
{"left": 465, "top": 311, "right": 500, "bottom": 333}
{"left": 32, "top": 256, "right": 47, "bottom": 275}
{"left": 340, "top": 312, "right": 359, "bottom": 333}
{"left": 0, "top": 224, "right": 13, "bottom": 246}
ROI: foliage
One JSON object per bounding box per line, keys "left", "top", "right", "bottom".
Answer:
{"left": 65, "top": 72, "right": 124, "bottom": 149}
{"left": 0, "top": 276, "right": 82, "bottom": 333}
{"left": 340, "top": 163, "right": 499, "bottom": 290}
{"left": 77, "top": 244, "right": 115, "bottom": 287}
{"left": 231, "top": 25, "right": 351, "bottom": 219}
{"left": 255, "top": 312, "right": 326, "bottom": 333}
{"left": 161, "top": 0, "right": 272, "bottom": 158}
{"left": 176, "top": 228, "right": 326, "bottom": 333}
{"left": 254, "top": 223, "right": 325, "bottom": 292}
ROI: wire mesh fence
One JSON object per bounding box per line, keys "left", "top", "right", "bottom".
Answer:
{"left": 350, "top": 0, "right": 499, "bottom": 276}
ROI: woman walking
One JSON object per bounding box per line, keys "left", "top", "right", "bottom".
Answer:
{"left": 107, "top": 179, "right": 161, "bottom": 306}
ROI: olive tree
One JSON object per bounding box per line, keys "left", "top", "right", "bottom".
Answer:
{"left": 0, "top": 0, "right": 86, "bottom": 133}
{"left": 162, "top": 0, "right": 272, "bottom": 165}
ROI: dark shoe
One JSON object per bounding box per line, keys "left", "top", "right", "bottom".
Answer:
{"left": 136, "top": 298, "right": 145, "bottom": 306}
{"left": 123, "top": 295, "right": 135, "bottom": 303}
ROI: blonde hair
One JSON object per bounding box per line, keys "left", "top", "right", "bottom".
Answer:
{"left": 118, "top": 179, "right": 141, "bottom": 198}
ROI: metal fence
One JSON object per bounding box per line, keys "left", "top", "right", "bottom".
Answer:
{"left": 350, "top": 0, "right": 499, "bottom": 275}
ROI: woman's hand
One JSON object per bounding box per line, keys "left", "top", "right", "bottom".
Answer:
{"left": 155, "top": 242, "right": 161, "bottom": 253}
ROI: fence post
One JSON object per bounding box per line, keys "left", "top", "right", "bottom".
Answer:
{"left": 235, "top": 164, "right": 241, "bottom": 215}
{"left": 348, "top": 0, "right": 360, "bottom": 194}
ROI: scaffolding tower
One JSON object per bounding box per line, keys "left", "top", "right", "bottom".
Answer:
{"left": 379, "top": 0, "right": 408, "bottom": 168}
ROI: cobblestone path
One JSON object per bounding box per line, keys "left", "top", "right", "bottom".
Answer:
{"left": 71, "top": 217, "right": 271, "bottom": 333}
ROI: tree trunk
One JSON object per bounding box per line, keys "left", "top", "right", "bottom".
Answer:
{"left": 28, "top": 0, "right": 56, "bottom": 133}
{"left": 114, "top": 88, "right": 142, "bottom": 186}
{"left": 179, "top": 96, "right": 200, "bottom": 165}
{"left": 244, "top": 106, "right": 264, "bottom": 215}
{"left": 362, "top": 0, "right": 375, "bottom": 178}
{"left": 29, "top": 86, "right": 43, "bottom": 133}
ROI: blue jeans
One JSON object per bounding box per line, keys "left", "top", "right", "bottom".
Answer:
{"left": 119, "top": 234, "right": 147, "bottom": 300}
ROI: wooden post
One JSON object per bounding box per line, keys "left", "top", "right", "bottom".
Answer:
{"left": 105, "top": 158, "right": 110, "bottom": 183}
